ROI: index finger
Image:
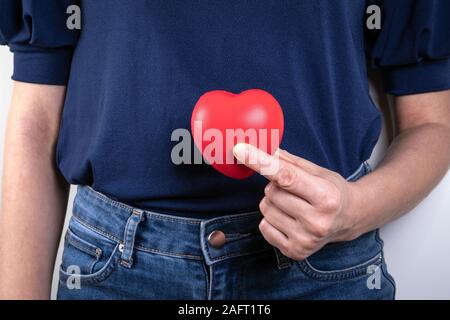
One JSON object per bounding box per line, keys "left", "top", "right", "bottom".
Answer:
{"left": 233, "top": 143, "right": 281, "bottom": 177}
{"left": 233, "top": 143, "right": 322, "bottom": 203}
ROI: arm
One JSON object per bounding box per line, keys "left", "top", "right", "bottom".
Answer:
{"left": 349, "top": 90, "right": 450, "bottom": 238}
{"left": 0, "top": 82, "right": 69, "bottom": 299}
{"left": 232, "top": 89, "right": 450, "bottom": 260}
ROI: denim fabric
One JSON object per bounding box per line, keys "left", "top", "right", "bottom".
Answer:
{"left": 57, "top": 161, "right": 396, "bottom": 300}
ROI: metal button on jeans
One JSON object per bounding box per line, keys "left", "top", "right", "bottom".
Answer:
{"left": 207, "top": 230, "right": 226, "bottom": 248}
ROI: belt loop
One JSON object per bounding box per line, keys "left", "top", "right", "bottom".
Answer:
{"left": 120, "top": 209, "right": 145, "bottom": 268}
{"left": 274, "top": 247, "right": 292, "bottom": 270}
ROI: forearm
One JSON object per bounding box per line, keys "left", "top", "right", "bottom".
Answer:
{"left": 0, "top": 82, "right": 69, "bottom": 299}
{"left": 349, "top": 95, "right": 450, "bottom": 240}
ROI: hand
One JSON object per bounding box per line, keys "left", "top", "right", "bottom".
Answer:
{"left": 233, "top": 143, "right": 363, "bottom": 261}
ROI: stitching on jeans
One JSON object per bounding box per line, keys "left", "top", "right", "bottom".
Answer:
{"left": 73, "top": 214, "right": 206, "bottom": 260}
{"left": 304, "top": 252, "right": 381, "bottom": 274}
{"left": 80, "top": 190, "right": 202, "bottom": 225}
{"left": 121, "top": 212, "right": 143, "bottom": 264}
{"left": 143, "top": 210, "right": 259, "bottom": 225}
{"left": 73, "top": 198, "right": 132, "bottom": 228}
{"left": 208, "top": 265, "right": 213, "bottom": 300}
{"left": 59, "top": 244, "right": 121, "bottom": 284}
{"left": 374, "top": 230, "right": 397, "bottom": 295}
{"left": 145, "top": 214, "right": 201, "bottom": 225}
{"left": 66, "top": 228, "right": 100, "bottom": 258}
{"left": 132, "top": 246, "right": 202, "bottom": 260}
{"left": 209, "top": 248, "right": 272, "bottom": 263}
{"left": 203, "top": 227, "right": 271, "bottom": 263}
{"left": 82, "top": 187, "right": 202, "bottom": 225}
{"left": 205, "top": 212, "right": 261, "bottom": 226}
{"left": 297, "top": 252, "right": 383, "bottom": 282}
{"left": 72, "top": 214, "right": 122, "bottom": 243}
{"left": 81, "top": 187, "right": 263, "bottom": 226}
{"left": 73, "top": 215, "right": 204, "bottom": 260}
{"left": 77, "top": 197, "right": 129, "bottom": 217}
{"left": 83, "top": 187, "right": 133, "bottom": 211}
{"left": 225, "top": 233, "right": 253, "bottom": 243}
{"left": 200, "top": 261, "right": 209, "bottom": 299}
{"left": 226, "top": 233, "right": 252, "bottom": 238}
{"left": 65, "top": 229, "right": 100, "bottom": 274}
{"left": 203, "top": 233, "right": 213, "bottom": 260}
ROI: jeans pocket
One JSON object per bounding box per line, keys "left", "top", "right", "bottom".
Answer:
{"left": 59, "top": 216, "right": 121, "bottom": 285}
{"left": 295, "top": 230, "right": 383, "bottom": 282}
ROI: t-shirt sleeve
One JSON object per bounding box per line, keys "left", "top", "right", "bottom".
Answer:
{"left": 0, "top": 0, "right": 80, "bottom": 85}
{"left": 367, "top": 0, "right": 450, "bottom": 96}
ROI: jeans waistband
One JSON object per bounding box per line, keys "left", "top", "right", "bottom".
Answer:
{"left": 72, "top": 161, "right": 372, "bottom": 266}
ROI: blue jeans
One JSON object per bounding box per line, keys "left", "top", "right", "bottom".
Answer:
{"left": 57, "top": 161, "right": 396, "bottom": 300}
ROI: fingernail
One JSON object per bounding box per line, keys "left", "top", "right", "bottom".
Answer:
{"left": 233, "top": 143, "right": 249, "bottom": 162}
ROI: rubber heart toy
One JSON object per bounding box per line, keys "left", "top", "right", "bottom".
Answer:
{"left": 191, "top": 89, "right": 284, "bottom": 179}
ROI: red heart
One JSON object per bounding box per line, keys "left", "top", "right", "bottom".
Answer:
{"left": 191, "top": 89, "right": 284, "bottom": 179}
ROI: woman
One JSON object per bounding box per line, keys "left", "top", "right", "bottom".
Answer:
{"left": 0, "top": 0, "right": 449, "bottom": 299}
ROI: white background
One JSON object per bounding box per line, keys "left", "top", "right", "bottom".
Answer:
{"left": 1, "top": 47, "right": 449, "bottom": 299}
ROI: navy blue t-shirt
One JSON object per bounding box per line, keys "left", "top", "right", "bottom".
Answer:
{"left": 1, "top": 0, "right": 450, "bottom": 217}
